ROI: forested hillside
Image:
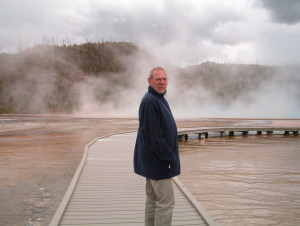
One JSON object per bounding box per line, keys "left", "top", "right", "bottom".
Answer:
{"left": 173, "top": 62, "right": 299, "bottom": 118}
{"left": 0, "top": 42, "right": 299, "bottom": 117}
{"left": 0, "top": 42, "right": 156, "bottom": 113}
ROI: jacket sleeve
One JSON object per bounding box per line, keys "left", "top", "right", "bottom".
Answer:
{"left": 140, "top": 98, "right": 176, "bottom": 163}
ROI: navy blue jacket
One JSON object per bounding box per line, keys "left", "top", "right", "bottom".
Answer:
{"left": 134, "top": 86, "right": 180, "bottom": 180}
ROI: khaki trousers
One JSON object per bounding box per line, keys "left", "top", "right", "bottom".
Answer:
{"left": 145, "top": 178, "right": 175, "bottom": 226}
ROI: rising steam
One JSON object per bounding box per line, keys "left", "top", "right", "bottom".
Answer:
{"left": 1, "top": 44, "right": 299, "bottom": 119}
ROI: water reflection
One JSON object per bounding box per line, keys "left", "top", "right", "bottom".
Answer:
{"left": 179, "top": 134, "right": 300, "bottom": 226}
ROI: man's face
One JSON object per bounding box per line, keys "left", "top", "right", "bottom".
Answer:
{"left": 148, "top": 69, "right": 168, "bottom": 94}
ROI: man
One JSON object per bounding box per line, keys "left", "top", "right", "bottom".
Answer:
{"left": 134, "top": 67, "right": 181, "bottom": 226}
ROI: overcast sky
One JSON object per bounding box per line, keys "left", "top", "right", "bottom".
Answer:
{"left": 1, "top": 0, "right": 300, "bottom": 65}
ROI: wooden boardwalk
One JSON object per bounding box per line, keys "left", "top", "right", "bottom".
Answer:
{"left": 178, "top": 127, "right": 300, "bottom": 141}
{"left": 50, "top": 132, "right": 216, "bottom": 226}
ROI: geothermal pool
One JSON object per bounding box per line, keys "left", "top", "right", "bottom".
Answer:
{"left": 0, "top": 116, "right": 299, "bottom": 225}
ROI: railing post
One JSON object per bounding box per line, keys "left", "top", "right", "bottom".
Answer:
{"left": 242, "top": 131, "right": 248, "bottom": 136}
{"left": 184, "top": 134, "right": 188, "bottom": 141}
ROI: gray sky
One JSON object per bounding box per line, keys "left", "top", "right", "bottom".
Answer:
{"left": 1, "top": 0, "right": 300, "bottom": 65}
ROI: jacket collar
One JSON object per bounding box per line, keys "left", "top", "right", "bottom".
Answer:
{"left": 148, "top": 86, "right": 166, "bottom": 97}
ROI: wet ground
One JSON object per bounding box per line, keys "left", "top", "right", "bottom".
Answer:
{"left": 0, "top": 115, "right": 139, "bottom": 226}
{"left": 0, "top": 115, "right": 299, "bottom": 225}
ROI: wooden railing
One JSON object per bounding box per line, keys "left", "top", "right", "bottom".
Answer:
{"left": 177, "top": 127, "right": 300, "bottom": 141}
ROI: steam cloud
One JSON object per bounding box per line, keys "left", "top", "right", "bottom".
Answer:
{"left": 63, "top": 58, "right": 300, "bottom": 119}
{"left": 2, "top": 47, "right": 300, "bottom": 119}
{"left": 167, "top": 64, "right": 300, "bottom": 119}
